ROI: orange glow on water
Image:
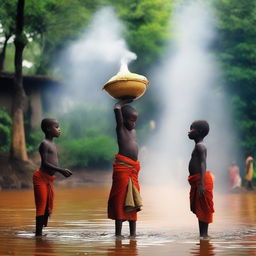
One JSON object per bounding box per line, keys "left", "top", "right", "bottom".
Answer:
{"left": 0, "top": 187, "right": 256, "bottom": 256}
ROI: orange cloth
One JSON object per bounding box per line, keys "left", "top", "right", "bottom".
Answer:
{"left": 33, "top": 168, "right": 55, "bottom": 226}
{"left": 108, "top": 154, "right": 141, "bottom": 221}
{"left": 188, "top": 171, "right": 214, "bottom": 223}
{"left": 228, "top": 165, "right": 241, "bottom": 190}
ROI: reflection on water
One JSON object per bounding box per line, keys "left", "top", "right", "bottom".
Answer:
{"left": 190, "top": 240, "right": 215, "bottom": 256}
{"left": 35, "top": 238, "right": 54, "bottom": 256}
{"left": 0, "top": 187, "right": 256, "bottom": 255}
{"left": 107, "top": 239, "right": 138, "bottom": 256}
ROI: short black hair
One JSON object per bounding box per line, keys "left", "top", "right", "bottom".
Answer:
{"left": 121, "top": 105, "right": 137, "bottom": 119}
{"left": 41, "top": 118, "right": 58, "bottom": 134}
{"left": 191, "top": 120, "right": 209, "bottom": 138}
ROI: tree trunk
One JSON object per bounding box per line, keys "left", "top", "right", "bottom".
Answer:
{"left": 0, "top": 34, "right": 11, "bottom": 72}
{"left": 10, "top": 0, "right": 28, "bottom": 161}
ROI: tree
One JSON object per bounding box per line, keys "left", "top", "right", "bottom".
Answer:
{"left": 30, "top": 0, "right": 103, "bottom": 74}
{"left": 0, "top": 1, "right": 16, "bottom": 71}
{"left": 0, "top": 0, "right": 103, "bottom": 74}
{"left": 10, "top": 0, "right": 28, "bottom": 161}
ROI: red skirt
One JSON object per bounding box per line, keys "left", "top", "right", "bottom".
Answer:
{"left": 188, "top": 171, "right": 214, "bottom": 223}
{"left": 108, "top": 154, "right": 140, "bottom": 221}
{"left": 33, "top": 168, "right": 55, "bottom": 226}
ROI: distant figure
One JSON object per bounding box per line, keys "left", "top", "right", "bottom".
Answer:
{"left": 188, "top": 120, "right": 214, "bottom": 239}
{"left": 228, "top": 162, "right": 241, "bottom": 191}
{"left": 33, "top": 118, "right": 72, "bottom": 236}
{"left": 245, "top": 154, "right": 254, "bottom": 190}
{"left": 108, "top": 99, "right": 142, "bottom": 237}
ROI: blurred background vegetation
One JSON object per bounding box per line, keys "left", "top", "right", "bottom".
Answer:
{"left": 0, "top": 0, "right": 256, "bottom": 170}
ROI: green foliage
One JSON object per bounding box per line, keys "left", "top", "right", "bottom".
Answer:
{"left": 1, "top": 0, "right": 173, "bottom": 74}
{"left": 0, "top": 108, "right": 12, "bottom": 152}
{"left": 0, "top": 1, "right": 16, "bottom": 36}
{"left": 214, "top": 0, "right": 256, "bottom": 154}
{"left": 55, "top": 104, "right": 115, "bottom": 169}
{"left": 4, "top": 0, "right": 256, "bottom": 164}
{"left": 59, "top": 135, "right": 116, "bottom": 169}
{"left": 0, "top": 0, "right": 104, "bottom": 74}
{"left": 31, "top": 0, "right": 104, "bottom": 74}
{"left": 26, "top": 128, "right": 43, "bottom": 154}
{"left": 112, "top": 0, "right": 172, "bottom": 71}
{"left": 214, "top": 0, "right": 256, "bottom": 92}
{"left": 59, "top": 104, "right": 114, "bottom": 139}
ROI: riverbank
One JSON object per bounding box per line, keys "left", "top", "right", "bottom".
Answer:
{"left": 54, "top": 168, "right": 111, "bottom": 187}
{"left": 0, "top": 153, "right": 36, "bottom": 190}
{"left": 0, "top": 152, "right": 111, "bottom": 190}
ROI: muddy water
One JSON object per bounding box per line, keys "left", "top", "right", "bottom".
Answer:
{"left": 0, "top": 186, "right": 256, "bottom": 256}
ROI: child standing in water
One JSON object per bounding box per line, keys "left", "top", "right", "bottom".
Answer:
{"left": 108, "top": 99, "right": 142, "bottom": 237}
{"left": 33, "top": 118, "right": 72, "bottom": 236}
{"left": 188, "top": 120, "right": 214, "bottom": 239}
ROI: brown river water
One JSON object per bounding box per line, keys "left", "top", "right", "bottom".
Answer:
{"left": 0, "top": 185, "right": 256, "bottom": 256}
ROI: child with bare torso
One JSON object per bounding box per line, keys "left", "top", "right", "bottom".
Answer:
{"left": 115, "top": 100, "right": 138, "bottom": 161}
{"left": 188, "top": 120, "right": 214, "bottom": 239}
{"left": 108, "top": 99, "right": 142, "bottom": 237}
{"left": 33, "top": 118, "right": 72, "bottom": 236}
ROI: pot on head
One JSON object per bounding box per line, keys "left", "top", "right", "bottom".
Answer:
{"left": 103, "top": 71, "right": 149, "bottom": 100}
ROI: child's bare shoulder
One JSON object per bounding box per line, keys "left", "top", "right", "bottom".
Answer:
{"left": 39, "top": 139, "right": 55, "bottom": 150}
{"left": 195, "top": 142, "right": 206, "bottom": 151}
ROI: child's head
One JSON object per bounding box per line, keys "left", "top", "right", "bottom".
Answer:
{"left": 41, "top": 118, "right": 60, "bottom": 137}
{"left": 121, "top": 105, "right": 138, "bottom": 130}
{"left": 189, "top": 120, "right": 209, "bottom": 140}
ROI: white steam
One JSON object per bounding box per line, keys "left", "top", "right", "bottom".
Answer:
{"left": 141, "top": 1, "right": 239, "bottom": 190}
{"left": 56, "top": 7, "right": 137, "bottom": 108}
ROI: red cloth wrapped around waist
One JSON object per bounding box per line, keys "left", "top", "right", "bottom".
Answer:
{"left": 188, "top": 171, "right": 214, "bottom": 223}
{"left": 108, "top": 154, "right": 140, "bottom": 221}
{"left": 33, "top": 168, "right": 55, "bottom": 221}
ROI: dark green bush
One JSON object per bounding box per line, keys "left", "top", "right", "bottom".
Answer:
{"left": 59, "top": 135, "right": 116, "bottom": 169}
{"left": 26, "top": 129, "right": 44, "bottom": 154}
{"left": 0, "top": 108, "right": 12, "bottom": 152}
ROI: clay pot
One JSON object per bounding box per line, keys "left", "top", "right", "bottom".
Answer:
{"left": 103, "top": 71, "right": 149, "bottom": 100}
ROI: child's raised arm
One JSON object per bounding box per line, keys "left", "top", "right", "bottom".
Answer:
{"left": 114, "top": 99, "right": 133, "bottom": 127}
